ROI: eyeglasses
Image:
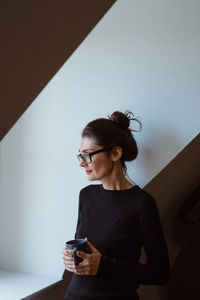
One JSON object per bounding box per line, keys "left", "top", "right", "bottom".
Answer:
{"left": 77, "top": 147, "right": 113, "bottom": 164}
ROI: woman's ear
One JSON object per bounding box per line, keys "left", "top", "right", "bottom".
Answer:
{"left": 111, "top": 146, "right": 123, "bottom": 162}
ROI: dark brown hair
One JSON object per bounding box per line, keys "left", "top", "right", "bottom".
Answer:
{"left": 81, "top": 110, "right": 142, "bottom": 175}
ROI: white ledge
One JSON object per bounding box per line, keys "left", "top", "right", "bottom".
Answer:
{"left": 0, "top": 269, "right": 62, "bottom": 300}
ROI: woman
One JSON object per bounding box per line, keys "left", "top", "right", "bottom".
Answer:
{"left": 61, "top": 110, "right": 170, "bottom": 300}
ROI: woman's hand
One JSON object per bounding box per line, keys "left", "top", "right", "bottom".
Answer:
{"left": 61, "top": 237, "right": 102, "bottom": 275}
{"left": 61, "top": 248, "right": 74, "bottom": 273}
{"left": 75, "top": 237, "right": 102, "bottom": 275}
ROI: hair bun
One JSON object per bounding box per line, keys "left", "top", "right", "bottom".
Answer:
{"left": 108, "top": 111, "right": 130, "bottom": 131}
{"left": 108, "top": 110, "right": 142, "bottom": 133}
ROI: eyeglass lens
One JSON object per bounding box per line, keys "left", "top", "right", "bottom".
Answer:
{"left": 78, "top": 154, "right": 91, "bottom": 163}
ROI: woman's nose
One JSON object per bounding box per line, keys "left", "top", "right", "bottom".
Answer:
{"left": 80, "top": 159, "right": 87, "bottom": 167}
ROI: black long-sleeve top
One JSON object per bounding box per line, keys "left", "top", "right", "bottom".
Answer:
{"left": 64, "top": 184, "right": 170, "bottom": 300}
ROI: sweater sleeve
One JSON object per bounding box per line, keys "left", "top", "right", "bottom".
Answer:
{"left": 74, "top": 190, "right": 83, "bottom": 239}
{"left": 97, "top": 195, "right": 170, "bottom": 286}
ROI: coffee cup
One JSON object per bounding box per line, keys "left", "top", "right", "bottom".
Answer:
{"left": 65, "top": 238, "right": 91, "bottom": 265}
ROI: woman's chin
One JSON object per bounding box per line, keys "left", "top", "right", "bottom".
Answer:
{"left": 87, "top": 174, "right": 96, "bottom": 181}
{"left": 87, "top": 177, "right": 95, "bottom": 181}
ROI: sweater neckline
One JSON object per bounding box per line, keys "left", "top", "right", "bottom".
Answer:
{"left": 100, "top": 184, "right": 139, "bottom": 193}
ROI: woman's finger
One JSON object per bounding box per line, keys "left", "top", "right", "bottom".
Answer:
{"left": 62, "top": 254, "right": 72, "bottom": 262}
{"left": 62, "top": 248, "right": 69, "bottom": 255}
{"left": 62, "top": 256, "right": 74, "bottom": 267}
{"left": 62, "top": 251, "right": 73, "bottom": 259}
{"left": 64, "top": 259, "right": 74, "bottom": 267}
{"left": 65, "top": 265, "right": 75, "bottom": 273}
{"left": 62, "top": 248, "right": 73, "bottom": 256}
{"left": 63, "top": 256, "right": 73, "bottom": 262}
{"left": 65, "top": 262, "right": 79, "bottom": 273}
{"left": 64, "top": 262, "right": 74, "bottom": 268}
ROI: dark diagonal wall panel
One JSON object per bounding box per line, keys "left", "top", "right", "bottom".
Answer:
{"left": 0, "top": 0, "right": 116, "bottom": 141}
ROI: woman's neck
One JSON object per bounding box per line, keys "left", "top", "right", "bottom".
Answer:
{"left": 101, "top": 178, "right": 134, "bottom": 191}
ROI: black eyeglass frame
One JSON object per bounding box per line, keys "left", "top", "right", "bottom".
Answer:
{"left": 77, "top": 147, "right": 113, "bottom": 163}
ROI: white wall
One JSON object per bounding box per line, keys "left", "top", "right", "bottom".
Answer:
{"left": 0, "top": 0, "right": 199, "bottom": 278}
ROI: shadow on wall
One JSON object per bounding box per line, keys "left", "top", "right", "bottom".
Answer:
{"left": 139, "top": 133, "right": 200, "bottom": 300}
{"left": 0, "top": 0, "right": 116, "bottom": 141}
{"left": 168, "top": 185, "right": 200, "bottom": 300}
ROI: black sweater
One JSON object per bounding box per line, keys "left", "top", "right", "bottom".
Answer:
{"left": 64, "top": 184, "right": 170, "bottom": 300}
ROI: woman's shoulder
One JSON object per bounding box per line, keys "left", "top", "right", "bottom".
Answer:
{"left": 134, "top": 187, "right": 158, "bottom": 210}
{"left": 80, "top": 184, "right": 100, "bottom": 195}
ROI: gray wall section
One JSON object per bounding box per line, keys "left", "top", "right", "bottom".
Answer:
{"left": 0, "top": 0, "right": 116, "bottom": 140}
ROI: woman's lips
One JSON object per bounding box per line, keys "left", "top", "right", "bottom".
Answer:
{"left": 86, "top": 170, "right": 92, "bottom": 174}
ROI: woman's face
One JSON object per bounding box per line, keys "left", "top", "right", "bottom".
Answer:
{"left": 78, "top": 137, "right": 114, "bottom": 181}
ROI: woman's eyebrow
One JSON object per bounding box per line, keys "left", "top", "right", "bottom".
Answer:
{"left": 78, "top": 149, "right": 93, "bottom": 152}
